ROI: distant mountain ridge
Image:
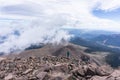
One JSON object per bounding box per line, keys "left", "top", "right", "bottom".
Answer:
{"left": 2, "top": 29, "right": 120, "bottom": 68}
{"left": 64, "top": 29, "right": 120, "bottom": 51}
{"left": 91, "top": 34, "right": 120, "bottom": 47}
{"left": 65, "top": 28, "right": 117, "bottom": 39}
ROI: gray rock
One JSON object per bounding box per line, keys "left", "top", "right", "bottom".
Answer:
{"left": 4, "top": 73, "right": 15, "bottom": 80}
{"left": 36, "top": 72, "right": 47, "bottom": 79}
{"left": 23, "top": 69, "right": 33, "bottom": 74}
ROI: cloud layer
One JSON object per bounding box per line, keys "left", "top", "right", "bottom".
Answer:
{"left": 0, "top": 15, "right": 71, "bottom": 53}
{"left": 0, "top": 0, "right": 120, "bottom": 54}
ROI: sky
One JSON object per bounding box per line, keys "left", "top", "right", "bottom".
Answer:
{"left": 93, "top": 8, "right": 120, "bottom": 21}
{"left": 0, "top": 0, "right": 120, "bottom": 53}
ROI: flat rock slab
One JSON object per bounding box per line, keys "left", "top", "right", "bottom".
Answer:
{"left": 36, "top": 72, "right": 47, "bottom": 79}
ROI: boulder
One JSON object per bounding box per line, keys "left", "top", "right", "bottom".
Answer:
{"left": 23, "top": 69, "right": 33, "bottom": 74}
{"left": 36, "top": 72, "right": 47, "bottom": 79}
{"left": 4, "top": 73, "right": 15, "bottom": 80}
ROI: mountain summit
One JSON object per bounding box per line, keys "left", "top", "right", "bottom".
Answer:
{"left": 0, "top": 43, "right": 120, "bottom": 80}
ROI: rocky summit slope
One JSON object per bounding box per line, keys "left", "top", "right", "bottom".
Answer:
{"left": 0, "top": 44, "right": 120, "bottom": 80}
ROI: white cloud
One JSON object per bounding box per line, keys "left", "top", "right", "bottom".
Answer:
{"left": 0, "top": 0, "right": 120, "bottom": 54}
{"left": 0, "top": 0, "right": 25, "bottom": 6}
{"left": 96, "top": 0, "right": 120, "bottom": 11}
{"left": 0, "top": 14, "right": 71, "bottom": 53}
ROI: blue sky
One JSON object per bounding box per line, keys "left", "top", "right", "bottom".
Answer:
{"left": 93, "top": 8, "right": 120, "bottom": 21}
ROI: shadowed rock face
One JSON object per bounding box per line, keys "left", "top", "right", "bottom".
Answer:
{"left": 14, "top": 43, "right": 103, "bottom": 66}
{"left": 14, "top": 44, "right": 98, "bottom": 63}
{"left": 52, "top": 45, "right": 87, "bottom": 58}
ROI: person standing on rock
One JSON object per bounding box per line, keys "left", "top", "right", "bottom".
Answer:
{"left": 66, "top": 51, "right": 70, "bottom": 58}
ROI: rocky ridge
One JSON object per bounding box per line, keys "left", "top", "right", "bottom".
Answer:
{"left": 0, "top": 44, "right": 120, "bottom": 80}
{"left": 0, "top": 55, "right": 119, "bottom": 80}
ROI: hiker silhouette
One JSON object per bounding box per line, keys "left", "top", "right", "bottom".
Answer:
{"left": 66, "top": 51, "right": 70, "bottom": 58}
